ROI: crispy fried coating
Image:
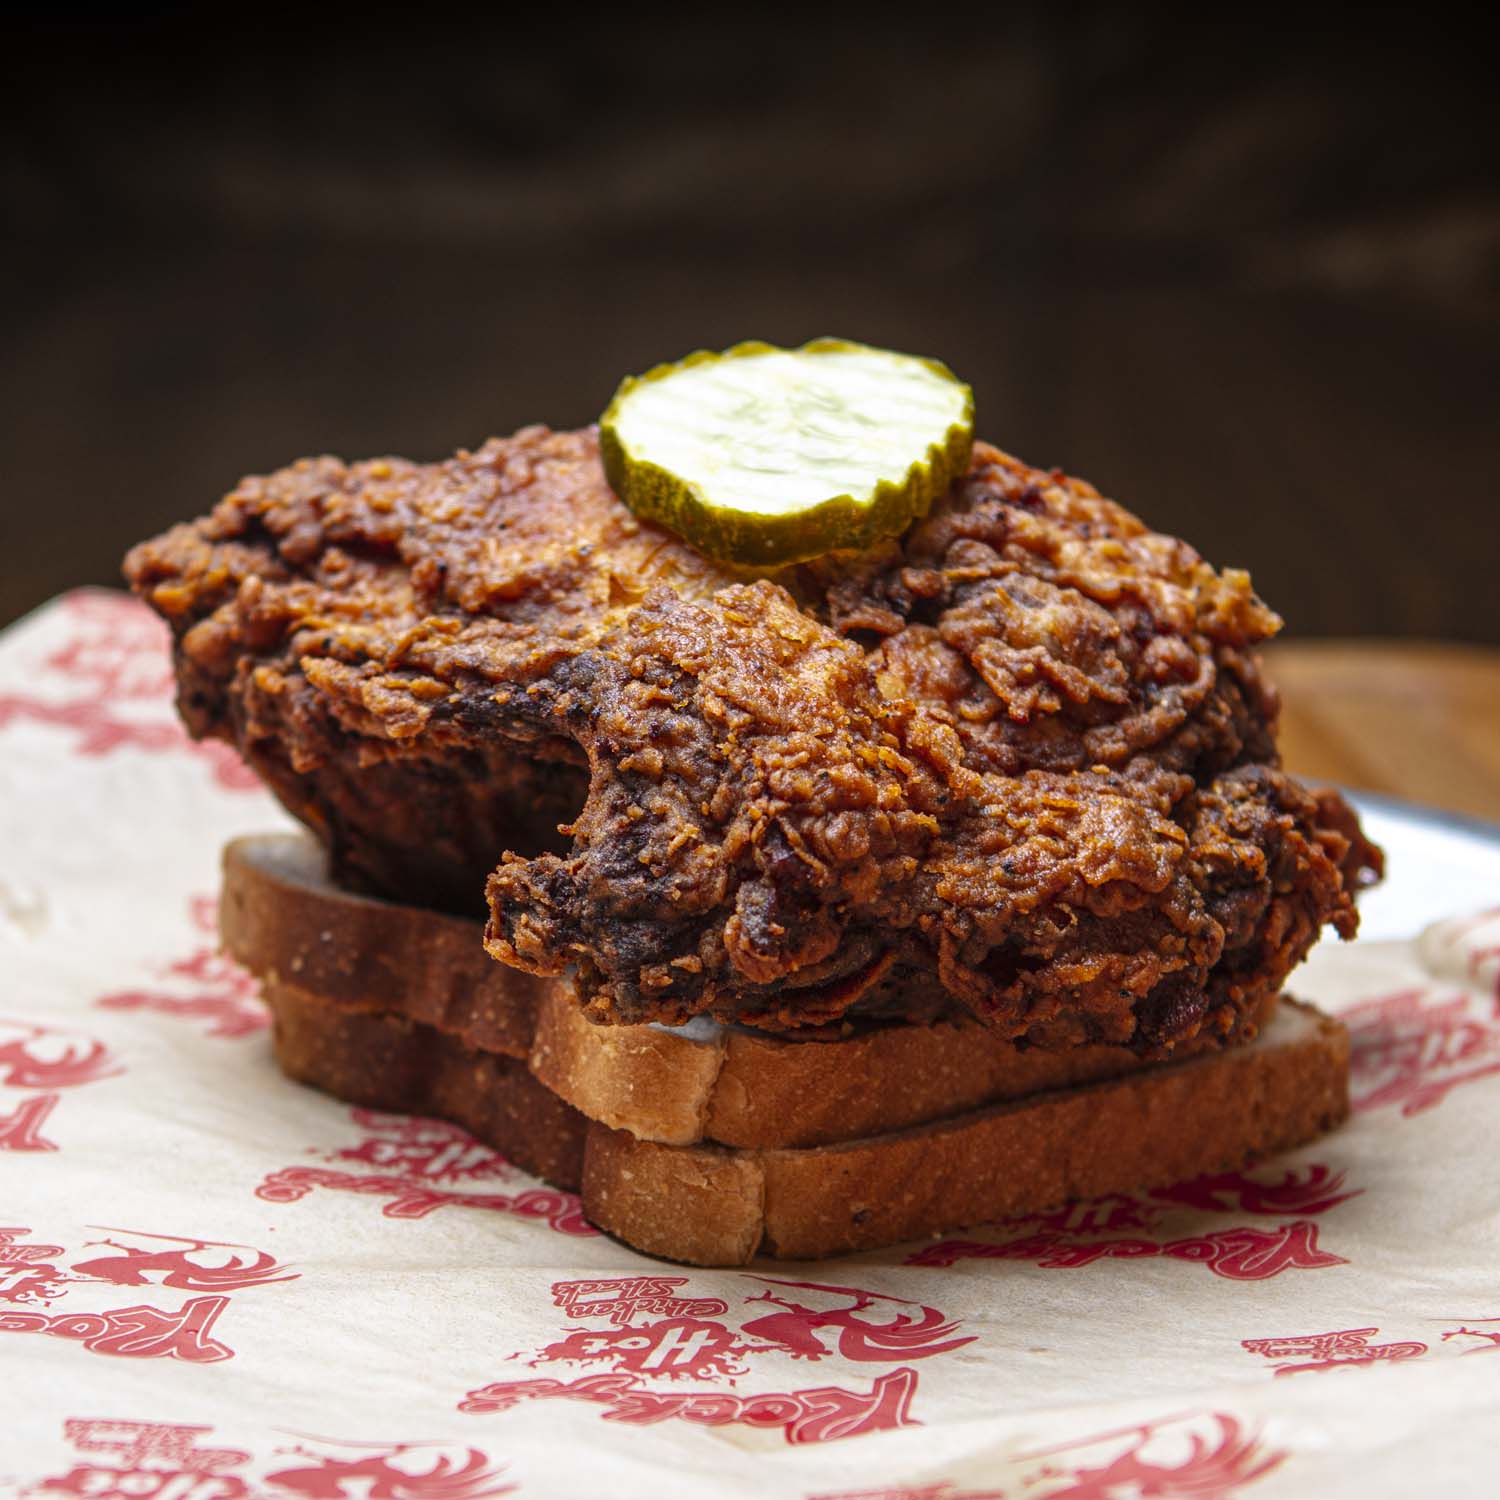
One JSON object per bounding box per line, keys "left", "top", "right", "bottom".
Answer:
{"left": 125, "top": 428, "right": 1379, "bottom": 1050}
{"left": 126, "top": 429, "right": 723, "bottom": 912}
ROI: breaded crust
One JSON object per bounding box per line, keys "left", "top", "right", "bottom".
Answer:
{"left": 133, "top": 429, "right": 1380, "bottom": 1046}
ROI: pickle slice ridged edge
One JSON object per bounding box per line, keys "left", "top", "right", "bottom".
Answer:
{"left": 599, "top": 337, "right": 975, "bottom": 568}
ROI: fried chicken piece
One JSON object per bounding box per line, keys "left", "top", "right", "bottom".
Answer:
{"left": 126, "top": 429, "right": 726, "bottom": 912}
{"left": 125, "top": 427, "right": 1378, "bottom": 1050}
{"left": 483, "top": 580, "right": 1370, "bottom": 1051}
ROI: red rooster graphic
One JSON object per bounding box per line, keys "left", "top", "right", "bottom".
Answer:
{"left": 738, "top": 1278, "right": 974, "bottom": 1363}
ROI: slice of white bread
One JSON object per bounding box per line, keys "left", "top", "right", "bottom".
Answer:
{"left": 223, "top": 833, "right": 1275, "bottom": 1149}
{"left": 529, "top": 989, "right": 1276, "bottom": 1148}
{"left": 582, "top": 1000, "right": 1348, "bottom": 1264}
{"left": 220, "top": 833, "right": 545, "bottom": 1058}
{"left": 263, "top": 976, "right": 588, "bottom": 1191}
{"left": 257, "top": 976, "right": 1347, "bottom": 1265}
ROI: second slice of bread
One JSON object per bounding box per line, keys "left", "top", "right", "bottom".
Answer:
{"left": 266, "top": 976, "right": 588, "bottom": 1190}
{"left": 581, "top": 1000, "right": 1349, "bottom": 1264}
{"left": 530, "top": 987, "right": 1277, "bottom": 1148}
{"left": 261, "top": 972, "right": 1347, "bottom": 1266}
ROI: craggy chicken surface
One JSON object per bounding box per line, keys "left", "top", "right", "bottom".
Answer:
{"left": 126, "top": 427, "right": 1380, "bottom": 1051}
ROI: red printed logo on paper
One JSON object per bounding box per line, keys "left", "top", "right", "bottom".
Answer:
{"left": 807, "top": 1410, "right": 1285, "bottom": 1500}
{"left": 66, "top": 1226, "right": 297, "bottom": 1294}
{"left": 0, "top": 1020, "right": 119, "bottom": 1092}
{"left": 256, "top": 1108, "right": 594, "bottom": 1236}
{"left": 45, "top": 592, "right": 180, "bottom": 700}
{"left": 1345, "top": 985, "right": 1500, "bottom": 1117}
{"left": 735, "top": 1278, "right": 974, "bottom": 1365}
{"left": 0, "top": 1017, "right": 121, "bottom": 1153}
{"left": 21, "top": 1421, "right": 515, "bottom": 1500}
{"left": 0, "top": 591, "right": 257, "bottom": 791}
{"left": 1015, "top": 1411, "right": 1283, "bottom": 1500}
{"left": 460, "top": 1367, "right": 921, "bottom": 1448}
{"left": 1242, "top": 1316, "right": 1500, "bottom": 1375}
{"left": 807, "top": 1411, "right": 1283, "bottom": 1498}
{"left": 1241, "top": 1326, "right": 1428, "bottom": 1375}
{"left": 0, "top": 1224, "right": 294, "bottom": 1364}
{"left": 812, "top": 1486, "right": 1007, "bottom": 1500}
{"left": 0, "top": 1225, "right": 70, "bottom": 1307}
{"left": 907, "top": 1163, "right": 1356, "bottom": 1279}
{"left": 262, "top": 1442, "right": 515, "bottom": 1499}
{"left": 1145, "top": 1163, "right": 1357, "bottom": 1217}
{"left": 25, "top": 1420, "right": 254, "bottom": 1500}
{"left": 461, "top": 1274, "right": 973, "bottom": 1445}
{"left": 96, "top": 895, "right": 267, "bottom": 1039}
{"left": 1442, "top": 1322, "right": 1500, "bottom": 1354}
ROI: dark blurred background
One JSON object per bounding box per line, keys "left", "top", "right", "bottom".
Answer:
{"left": 4, "top": 4, "right": 1496, "bottom": 640}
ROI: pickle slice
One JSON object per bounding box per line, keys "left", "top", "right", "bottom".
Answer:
{"left": 599, "top": 337, "right": 974, "bottom": 567}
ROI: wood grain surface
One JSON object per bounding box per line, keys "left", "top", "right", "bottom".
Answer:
{"left": 1266, "top": 641, "right": 1500, "bottom": 825}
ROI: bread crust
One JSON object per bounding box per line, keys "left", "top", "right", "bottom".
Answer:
{"left": 533, "top": 982, "right": 1277, "bottom": 1148}
{"left": 264, "top": 977, "right": 1345, "bottom": 1265}
{"left": 582, "top": 1001, "right": 1349, "bottom": 1264}
{"left": 265, "top": 977, "right": 587, "bottom": 1190}
{"left": 222, "top": 833, "right": 552, "bottom": 1058}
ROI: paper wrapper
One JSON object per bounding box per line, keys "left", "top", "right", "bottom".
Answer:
{"left": 4, "top": 589, "right": 1499, "bottom": 1497}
